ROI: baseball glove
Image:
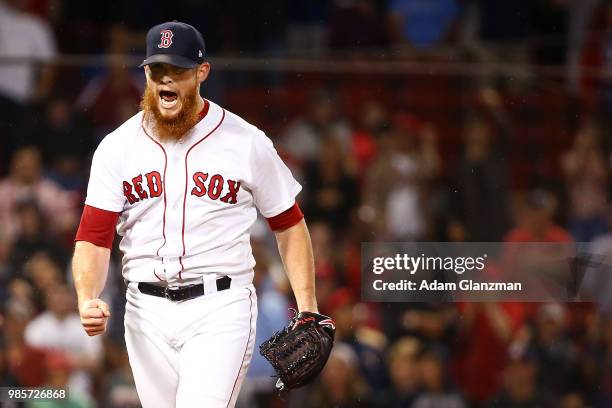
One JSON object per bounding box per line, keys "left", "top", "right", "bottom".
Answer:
{"left": 259, "top": 310, "right": 335, "bottom": 392}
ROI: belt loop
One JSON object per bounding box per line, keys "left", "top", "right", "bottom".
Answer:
{"left": 203, "top": 274, "right": 218, "bottom": 296}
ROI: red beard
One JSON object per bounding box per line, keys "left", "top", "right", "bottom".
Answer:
{"left": 140, "top": 83, "right": 200, "bottom": 142}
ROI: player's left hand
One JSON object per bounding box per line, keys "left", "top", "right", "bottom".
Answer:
{"left": 292, "top": 311, "right": 335, "bottom": 338}
{"left": 260, "top": 310, "right": 335, "bottom": 391}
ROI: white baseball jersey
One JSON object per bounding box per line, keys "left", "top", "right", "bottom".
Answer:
{"left": 84, "top": 99, "right": 301, "bottom": 284}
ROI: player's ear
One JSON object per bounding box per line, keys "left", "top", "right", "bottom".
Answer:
{"left": 144, "top": 65, "right": 152, "bottom": 80}
{"left": 197, "top": 63, "right": 211, "bottom": 84}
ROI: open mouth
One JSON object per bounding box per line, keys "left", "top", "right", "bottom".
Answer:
{"left": 159, "top": 90, "right": 178, "bottom": 109}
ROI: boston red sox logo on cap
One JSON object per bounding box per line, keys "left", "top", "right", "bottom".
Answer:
{"left": 158, "top": 29, "right": 173, "bottom": 48}
{"left": 140, "top": 21, "right": 206, "bottom": 69}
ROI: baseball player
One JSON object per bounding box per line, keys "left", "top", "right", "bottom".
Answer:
{"left": 72, "top": 21, "right": 323, "bottom": 407}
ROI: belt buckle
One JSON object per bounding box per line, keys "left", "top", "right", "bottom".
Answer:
{"left": 164, "top": 287, "right": 172, "bottom": 301}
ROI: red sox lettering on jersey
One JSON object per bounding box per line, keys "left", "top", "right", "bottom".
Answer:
{"left": 84, "top": 99, "right": 301, "bottom": 283}
{"left": 122, "top": 171, "right": 240, "bottom": 205}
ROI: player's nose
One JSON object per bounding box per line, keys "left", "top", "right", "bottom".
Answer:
{"left": 160, "top": 74, "right": 173, "bottom": 84}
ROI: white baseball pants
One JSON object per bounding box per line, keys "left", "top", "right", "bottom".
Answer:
{"left": 124, "top": 281, "right": 257, "bottom": 408}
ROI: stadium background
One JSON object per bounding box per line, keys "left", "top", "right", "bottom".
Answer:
{"left": 1, "top": 0, "right": 611, "bottom": 407}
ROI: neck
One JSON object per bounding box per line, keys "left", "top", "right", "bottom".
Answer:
{"left": 195, "top": 95, "right": 205, "bottom": 113}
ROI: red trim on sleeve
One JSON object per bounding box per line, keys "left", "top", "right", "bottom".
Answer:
{"left": 266, "top": 202, "right": 304, "bottom": 231}
{"left": 74, "top": 205, "right": 120, "bottom": 249}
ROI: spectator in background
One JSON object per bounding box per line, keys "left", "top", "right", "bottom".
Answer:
{"left": 448, "top": 114, "right": 510, "bottom": 241}
{"left": 326, "top": 288, "right": 389, "bottom": 392}
{"left": 487, "top": 356, "right": 557, "bottom": 408}
{"left": 0, "top": 0, "right": 56, "bottom": 103}
{"left": 452, "top": 302, "right": 528, "bottom": 406}
{"left": 20, "top": 254, "right": 63, "bottom": 310}
{"left": 0, "top": 146, "right": 78, "bottom": 242}
{"left": 6, "top": 279, "right": 35, "bottom": 316}
{"left": 11, "top": 201, "right": 69, "bottom": 272}
{"left": 505, "top": 189, "right": 572, "bottom": 243}
{"left": 24, "top": 284, "right": 102, "bottom": 398}
{"left": 382, "top": 302, "right": 456, "bottom": 348}
{"left": 363, "top": 114, "right": 440, "bottom": 241}
{"left": 387, "top": 0, "right": 461, "bottom": 50}
{"left": 295, "top": 343, "right": 373, "bottom": 408}
{"left": 448, "top": 88, "right": 512, "bottom": 242}
{"left": 376, "top": 337, "right": 423, "bottom": 408}
{"left": 280, "top": 90, "right": 352, "bottom": 163}
{"left": 351, "top": 101, "right": 388, "bottom": 182}
{"left": 3, "top": 300, "right": 46, "bottom": 387}
{"left": 0, "top": 0, "right": 57, "bottom": 172}
{"left": 521, "top": 304, "right": 579, "bottom": 397}
{"left": 413, "top": 348, "right": 466, "bottom": 408}
{"left": 561, "top": 120, "right": 608, "bottom": 242}
{"left": 21, "top": 98, "right": 94, "bottom": 192}
{"left": 503, "top": 190, "right": 575, "bottom": 303}
{"left": 77, "top": 24, "right": 143, "bottom": 139}
{"left": 28, "top": 352, "right": 94, "bottom": 408}
{"left": 303, "top": 135, "right": 359, "bottom": 232}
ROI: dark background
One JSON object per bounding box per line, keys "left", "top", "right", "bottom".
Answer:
{"left": 1, "top": 0, "right": 611, "bottom": 407}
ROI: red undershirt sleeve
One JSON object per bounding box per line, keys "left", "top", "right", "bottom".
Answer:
{"left": 265, "top": 202, "right": 304, "bottom": 231}
{"left": 74, "top": 205, "right": 121, "bottom": 249}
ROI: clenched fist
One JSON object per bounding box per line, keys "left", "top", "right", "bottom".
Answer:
{"left": 79, "top": 299, "right": 111, "bottom": 336}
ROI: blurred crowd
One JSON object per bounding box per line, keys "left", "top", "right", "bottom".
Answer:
{"left": 2, "top": 0, "right": 612, "bottom": 407}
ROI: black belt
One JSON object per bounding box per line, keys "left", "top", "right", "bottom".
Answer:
{"left": 137, "top": 276, "right": 232, "bottom": 301}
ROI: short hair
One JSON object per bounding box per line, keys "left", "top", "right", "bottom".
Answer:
{"left": 388, "top": 336, "right": 421, "bottom": 363}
